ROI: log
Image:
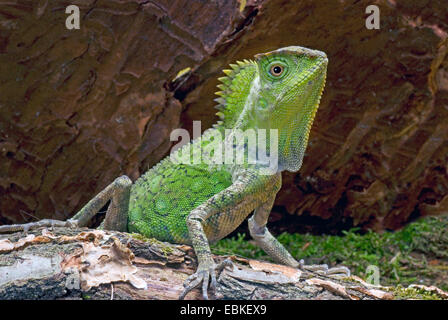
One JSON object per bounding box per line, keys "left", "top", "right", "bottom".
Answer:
{"left": 1, "top": 226, "right": 447, "bottom": 300}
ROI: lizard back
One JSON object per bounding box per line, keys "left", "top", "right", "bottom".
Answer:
{"left": 127, "top": 128, "right": 233, "bottom": 244}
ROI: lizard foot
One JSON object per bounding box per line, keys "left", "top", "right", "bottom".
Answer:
{"left": 179, "top": 258, "right": 233, "bottom": 300}
{"left": 299, "top": 259, "right": 351, "bottom": 277}
{"left": 0, "top": 219, "right": 78, "bottom": 234}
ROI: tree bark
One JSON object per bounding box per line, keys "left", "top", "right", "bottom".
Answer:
{"left": 0, "top": 0, "right": 447, "bottom": 233}
{"left": 0, "top": 0, "right": 259, "bottom": 224}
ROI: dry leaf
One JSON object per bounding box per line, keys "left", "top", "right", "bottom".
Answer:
{"left": 79, "top": 237, "right": 147, "bottom": 291}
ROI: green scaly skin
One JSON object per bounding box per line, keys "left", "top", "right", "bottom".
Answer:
{"left": 0, "top": 46, "right": 350, "bottom": 299}
{"left": 128, "top": 46, "right": 327, "bottom": 243}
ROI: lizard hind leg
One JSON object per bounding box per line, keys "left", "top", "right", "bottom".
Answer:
{"left": 71, "top": 175, "right": 132, "bottom": 231}
{"left": 0, "top": 175, "right": 132, "bottom": 234}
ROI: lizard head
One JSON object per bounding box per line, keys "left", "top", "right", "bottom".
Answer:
{"left": 252, "top": 46, "right": 328, "bottom": 172}
{"left": 215, "top": 46, "right": 327, "bottom": 172}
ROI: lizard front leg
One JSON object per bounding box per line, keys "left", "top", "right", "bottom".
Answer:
{"left": 248, "top": 196, "right": 300, "bottom": 267}
{"left": 248, "top": 191, "right": 351, "bottom": 277}
{"left": 179, "top": 170, "right": 274, "bottom": 300}
{"left": 72, "top": 175, "right": 132, "bottom": 231}
{"left": 180, "top": 203, "right": 233, "bottom": 300}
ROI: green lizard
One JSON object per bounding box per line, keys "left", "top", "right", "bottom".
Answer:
{"left": 0, "top": 46, "right": 350, "bottom": 299}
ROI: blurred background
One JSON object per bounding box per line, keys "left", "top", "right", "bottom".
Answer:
{"left": 1, "top": 0, "right": 446, "bottom": 233}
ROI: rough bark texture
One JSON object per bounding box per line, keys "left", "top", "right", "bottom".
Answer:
{"left": 0, "top": 0, "right": 447, "bottom": 233}
{"left": 0, "top": 0, "right": 257, "bottom": 224}
{"left": 2, "top": 226, "right": 447, "bottom": 300}
{"left": 180, "top": 0, "right": 448, "bottom": 233}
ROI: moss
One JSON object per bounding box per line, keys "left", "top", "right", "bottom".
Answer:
{"left": 129, "top": 233, "right": 174, "bottom": 256}
{"left": 160, "top": 245, "right": 174, "bottom": 255}
{"left": 212, "top": 216, "right": 448, "bottom": 292}
{"left": 389, "top": 285, "right": 442, "bottom": 300}
{"left": 129, "top": 233, "right": 152, "bottom": 242}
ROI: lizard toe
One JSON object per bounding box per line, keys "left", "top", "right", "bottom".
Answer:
{"left": 179, "top": 268, "right": 214, "bottom": 300}
{"left": 326, "top": 266, "right": 351, "bottom": 277}
{"left": 299, "top": 261, "right": 351, "bottom": 278}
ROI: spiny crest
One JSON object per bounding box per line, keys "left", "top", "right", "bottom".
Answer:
{"left": 213, "top": 59, "right": 257, "bottom": 129}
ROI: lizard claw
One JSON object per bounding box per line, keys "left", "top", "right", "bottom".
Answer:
{"left": 0, "top": 219, "right": 79, "bottom": 234}
{"left": 299, "top": 259, "right": 350, "bottom": 277}
{"left": 179, "top": 258, "right": 233, "bottom": 300}
{"left": 326, "top": 266, "right": 351, "bottom": 277}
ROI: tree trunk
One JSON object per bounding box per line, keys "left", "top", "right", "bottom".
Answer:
{"left": 0, "top": 0, "right": 447, "bottom": 233}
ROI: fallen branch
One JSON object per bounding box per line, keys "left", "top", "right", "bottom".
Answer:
{"left": 0, "top": 227, "right": 446, "bottom": 300}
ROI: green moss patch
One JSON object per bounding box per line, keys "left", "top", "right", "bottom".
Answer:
{"left": 212, "top": 215, "right": 448, "bottom": 291}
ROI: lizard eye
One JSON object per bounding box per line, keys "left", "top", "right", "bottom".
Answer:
{"left": 269, "top": 64, "right": 284, "bottom": 77}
